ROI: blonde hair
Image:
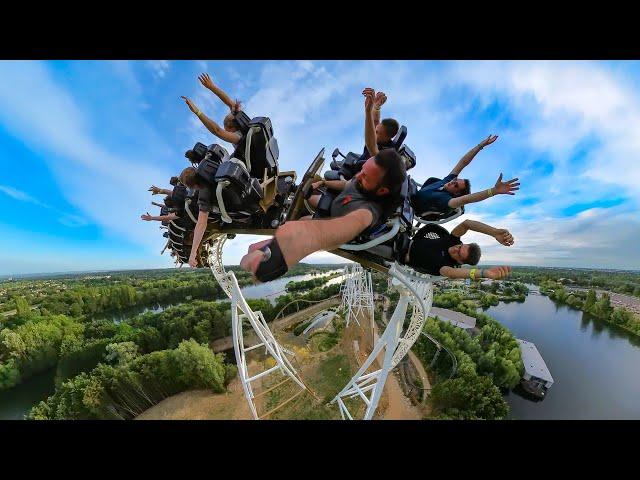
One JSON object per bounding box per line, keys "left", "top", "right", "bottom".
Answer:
{"left": 179, "top": 167, "right": 199, "bottom": 187}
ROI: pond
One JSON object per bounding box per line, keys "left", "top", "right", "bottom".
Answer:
{"left": 484, "top": 286, "right": 640, "bottom": 419}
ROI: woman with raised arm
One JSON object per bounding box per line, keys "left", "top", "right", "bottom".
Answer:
{"left": 181, "top": 73, "right": 245, "bottom": 147}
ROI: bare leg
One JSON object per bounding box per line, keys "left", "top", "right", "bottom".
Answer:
{"left": 240, "top": 209, "right": 373, "bottom": 278}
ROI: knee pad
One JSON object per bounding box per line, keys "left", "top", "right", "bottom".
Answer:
{"left": 255, "top": 237, "right": 288, "bottom": 282}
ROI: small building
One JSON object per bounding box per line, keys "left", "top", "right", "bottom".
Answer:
{"left": 516, "top": 339, "right": 554, "bottom": 398}
{"left": 429, "top": 307, "right": 476, "bottom": 330}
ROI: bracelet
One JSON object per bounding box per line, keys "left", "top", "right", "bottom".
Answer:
{"left": 487, "top": 188, "right": 494, "bottom": 197}
{"left": 195, "top": 109, "right": 202, "bottom": 117}
{"left": 469, "top": 268, "right": 477, "bottom": 280}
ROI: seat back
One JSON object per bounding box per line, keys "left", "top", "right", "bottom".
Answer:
{"left": 231, "top": 116, "right": 278, "bottom": 180}
{"left": 391, "top": 125, "right": 407, "bottom": 150}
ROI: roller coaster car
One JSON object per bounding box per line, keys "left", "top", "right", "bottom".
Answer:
{"left": 323, "top": 126, "right": 415, "bottom": 181}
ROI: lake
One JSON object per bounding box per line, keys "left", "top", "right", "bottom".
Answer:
{"left": 484, "top": 287, "right": 640, "bottom": 419}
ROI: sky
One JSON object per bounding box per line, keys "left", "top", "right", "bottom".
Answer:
{"left": 0, "top": 60, "right": 639, "bottom": 275}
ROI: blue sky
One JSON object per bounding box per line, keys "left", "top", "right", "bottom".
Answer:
{"left": 0, "top": 60, "right": 639, "bottom": 274}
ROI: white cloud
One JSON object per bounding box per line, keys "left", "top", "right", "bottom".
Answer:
{"left": 0, "top": 184, "right": 88, "bottom": 228}
{"left": 0, "top": 61, "right": 173, "bottom": 246}
{"left": 148, "top": 60, "right": 170, "bottom": 79}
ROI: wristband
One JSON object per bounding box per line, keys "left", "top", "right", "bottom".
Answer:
{"left": 487, "top": 188, "right": 494, "bottom": 197}
{"left": 469, "top": 268, "right": 477, "bottom": 280}
{"left": 195, "top": 109, "right": 202, "bottom": 117}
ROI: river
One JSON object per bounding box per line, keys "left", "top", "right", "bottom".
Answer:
{"left": 484, "top": 286, "right": 640, "bottom": 419}
{"left": 0, "top": 269, "right": 343, "bottom": 419}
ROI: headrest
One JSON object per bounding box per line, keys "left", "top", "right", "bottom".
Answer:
{"left": 398, "top": 144, "right": 416, "bottom": 170}
{"left": 249, "top": 117, "right": 274, "bottom": 137}
{"left": 233, "top": 111, "right": 252, "bottom": 135}
{"left": 391, "top": 125, "right": 407, "bottom": 150}
{"left": 185, "top": 142, "right": 208, "bottom": 164}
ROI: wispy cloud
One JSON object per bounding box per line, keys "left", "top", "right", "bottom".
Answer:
{"left": 0, "top": 184, "right": 88, "bottom": 227}
{"left": 148, "top": 60, "right": 170, "bottom": 79}
{"left": 0, "top": 61, "right": 174, "bottom": 246}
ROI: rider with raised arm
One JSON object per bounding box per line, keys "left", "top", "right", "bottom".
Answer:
{"left": 411, "top": 135, "right": 520, "bottom": 216}
{"left": 405, "top": 219, "right": 513, "bottom": 280}
{"left": 181, "top": 73, "right": 245, "bottom": 148}
{"left": 358, "top": 87, "right": 399, "bottom": 160}
{"left": 307, "top": 87, "right": 398, "bottom": 212}
{"left": 239, "top": 88, "right": 407, "bottom": 285}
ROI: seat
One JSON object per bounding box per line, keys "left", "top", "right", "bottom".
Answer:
{"left": 231, "top": 116, "right": 278, "bottom": 180}
{"left": 324, "top": 125, "right": 413, "bottom": 181}
{"left": 339, "top": 176, "right": 414, "bottom": 263}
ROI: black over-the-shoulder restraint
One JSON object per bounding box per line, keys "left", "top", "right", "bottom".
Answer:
{"left": 255, "top": 237, "right": 288, "bottom": 282}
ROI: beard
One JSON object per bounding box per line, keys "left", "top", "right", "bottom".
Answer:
{"left": 355, "top": 178, "right": 379, "bottom": 199}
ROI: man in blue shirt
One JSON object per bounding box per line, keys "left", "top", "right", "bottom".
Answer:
{"left": 411, "top": 135, "right": 520, "bottom": 216}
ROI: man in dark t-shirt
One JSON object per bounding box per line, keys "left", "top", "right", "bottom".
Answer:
{"left": 240, "top": 148, "right": 406, "bottom": 282}
{"left": 405, "top": 219, "right": 515, "bottom": 281}
{"left": 411, "top": 135, "right": 520, "bottom": 216}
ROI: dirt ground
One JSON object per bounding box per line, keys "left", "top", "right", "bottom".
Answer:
{"left": 136, "top": 304, "right": 428, "bottom": 420}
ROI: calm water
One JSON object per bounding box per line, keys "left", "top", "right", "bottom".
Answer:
{"left": 484, "top": 287, "right": 640, "bottom": 419}
{"left": 0, "top": 368, "right": 56, "bottom": 420}
{"left": 240, "top": 270, "right": 342, "bottom": 303}
{"left": 0, "top": 270, "right": 343, "bottom": 419}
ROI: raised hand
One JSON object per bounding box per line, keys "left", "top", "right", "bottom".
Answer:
{"left": 493, "top": 229, "right": 514, "bottom": 246}
{"left": 494, "top": 173, "right": 520, "bottom": 195}
{"left": 148, "top": 185, "right": 162, "bottom": 195}
{"left": 374, "top": 91, "right": 387, "bottom": 108}
{"left": 484, "top": 266, "right": 512, "bottom": 280}
{"left": 363, "top": 87, "right": 375, "bottom": 112}
{"left": 479, "top": 134, "right": 499, "bottom": 149}
{"left": 198, "top": 73, "right": 215, "bottom": 90}
{"left": 141, "top": 212, "right": 153, "bottom": 221}
{"left": 181, "top": 96, "right": 198, "bottom": 114}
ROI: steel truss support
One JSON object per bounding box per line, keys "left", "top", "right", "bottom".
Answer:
{"left": 331, "top": 262, "right": 434, "bottom": 420}
{"left": 209, "top": 234, "right": 306, "bottom": 419}
{"left": 339, "top": 264, "right": 375, "bottom": 327}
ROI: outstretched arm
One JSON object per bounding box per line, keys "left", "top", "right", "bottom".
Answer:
{"left": 363, "top": 88, "right": 378, "bottom": 156}
{"left": 181, "top": 96, "right": 242, "bottom": 144}
{"left": 198, "top": 73, "right": 238, "bottom": 111}
{"left": 450, "top": 134, "right": 498, "bottom": 176}
{"left": 141, "top": 212, "right": 178, "bottom": 222}
{"left": 448, "top": 173, "right": 519, "bottom": 210}
{"left": 188, "top": 210, "right": 209, "bottom": 267}
{"left": 148, "top": 186, "right": 172, "bottom": 196}
{"left": 451, "top": 219, "right": 514, "bottom": 246}
{"left": 440, "top": 265, "right": 512, "bottom": 280}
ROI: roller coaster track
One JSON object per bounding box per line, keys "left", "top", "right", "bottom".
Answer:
{"left": 272, "top": 296, "right": 340, "bottom": 323}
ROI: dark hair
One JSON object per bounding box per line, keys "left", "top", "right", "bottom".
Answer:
{"left": 466, "top": 243, "right": 481, "bottom": 265}
{"left": 374, "top": 148, "right": 406, "bottom": 195}
{"left": 460, "top": 178, "right": 471, "bottom": 196}
{"left": 381, "top": 118, "right": 399, "bottom": 139}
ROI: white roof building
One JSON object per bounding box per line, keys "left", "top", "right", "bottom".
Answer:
{"left": 517, "top": 339, "right": 554, "bottom": 387}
